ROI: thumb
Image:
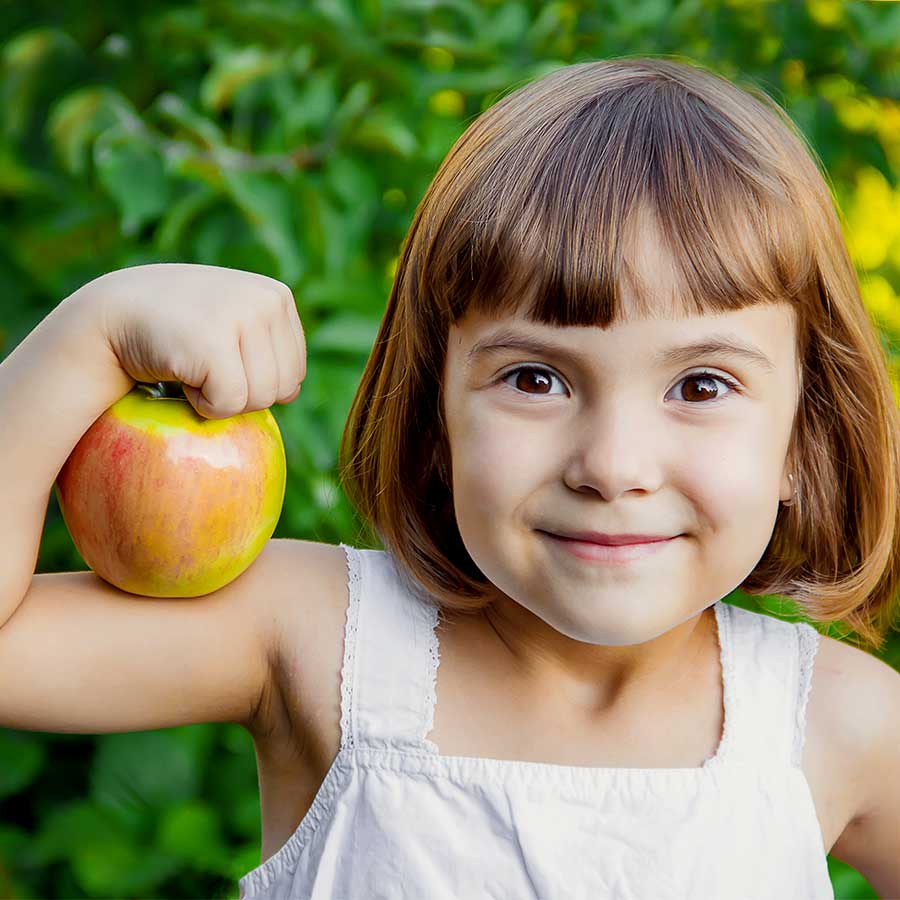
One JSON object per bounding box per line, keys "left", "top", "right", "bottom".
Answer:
{"left": 182, "top": 383, "right": 218, "bottom": 420}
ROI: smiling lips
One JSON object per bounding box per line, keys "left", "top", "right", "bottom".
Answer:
{"left": 539, "top": 530, "right": 680, "bottom": 565}
{"left": 545, "top": 531, "right": 677, "bottom": 546}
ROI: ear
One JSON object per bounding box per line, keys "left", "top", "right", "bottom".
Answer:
{"left": 779, "top": 463, "right": 794, "bottom": 505}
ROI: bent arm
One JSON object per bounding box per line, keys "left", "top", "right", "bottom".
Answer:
{"left": 0, "top": 281, "right": 135, "bottom": 621}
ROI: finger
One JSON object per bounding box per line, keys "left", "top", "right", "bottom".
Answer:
{"left": 282, "top": 292, "right": 306, "bottom": 383}
{"left": 183, "top": 339, "right": 248, "bottom": 420}
{"left": 270, "top": 313, "right": 303, "bottom": 404}
{"left": 240, "top": 317, "right": 279, "bottom": 412}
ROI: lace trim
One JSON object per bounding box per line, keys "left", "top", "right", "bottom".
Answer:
{"left": 338, "top": 543, "right": 362, "bottom": 752}
{"left": 710, "top": 600, "right": 734, "bottom": 766}
{"left": 792, "top": 622, "right": 821, "bottom": 767}
{"left": 420, "top": 603, "right": 442, "bottom": 755}
{"left": 420, "top": 601, "right": 734, "bottom": 763}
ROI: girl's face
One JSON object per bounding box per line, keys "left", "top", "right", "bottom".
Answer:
{"left": 441, "top": 292, "right": 800, "bottom": 698}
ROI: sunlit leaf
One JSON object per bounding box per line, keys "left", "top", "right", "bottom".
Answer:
{"left": 350, "top": 106, "right": 419, "bottom": 158}
{"left": 0, "top": 27, "right": 81, "bottom": 139}
{"left": 201, "top": 45, "right": 284, "bottom": 111}
{"left": 46, "top": 86, "right": 133, "bottom": 175}
{"left": 152, "top": 91, "right": 226, "bottom": 147}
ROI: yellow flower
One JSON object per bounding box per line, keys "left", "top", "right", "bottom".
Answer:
{"left": 429, "top": 90, "right": 465, "bottom": 118}
{"left": 806, "top": 0, "right": 845, "bottom": 28}
{"left": 845, "top": 168, "right": 900, "bottom": 271}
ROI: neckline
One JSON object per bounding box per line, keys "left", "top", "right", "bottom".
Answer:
{"left": 418, "top": 599, "right": 733, "bottom": 775}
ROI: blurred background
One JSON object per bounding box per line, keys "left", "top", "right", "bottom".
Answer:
{"left": 1, "top": 0, "right": 899, "bottom": 897}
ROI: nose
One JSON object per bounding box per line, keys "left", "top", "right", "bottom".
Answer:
{"left": 562, "top": 398, "right": 666, "bottom": 500}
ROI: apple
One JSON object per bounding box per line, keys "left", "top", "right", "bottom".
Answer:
{"left": 54, "top": 380, "right": 287, "bottom": 598}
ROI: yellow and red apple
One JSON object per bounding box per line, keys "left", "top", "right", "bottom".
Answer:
{"left": 54, "top": 381, "right": 287, "bottom": 598}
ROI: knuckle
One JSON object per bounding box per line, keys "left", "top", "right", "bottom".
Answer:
{"left": 225, "top": 384, "right": 249, "bottom": 414}
{"left": 265, "top": 286, "right": 284, "bottom": 311}
{"left": 281, "top": 291, "right": 297, "bottom": 318}
{"left": 270, "top": 276, "right": 294, "bottom": 303}
{"left": 255, "top": 275, "right": 292, "bottom": 309}
{"left": 246, "top": 394, "right": 277, "bottom": 414}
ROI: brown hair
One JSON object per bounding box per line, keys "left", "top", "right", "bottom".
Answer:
{"left": 337, "top": 53, "right": 900, "bottom": 654}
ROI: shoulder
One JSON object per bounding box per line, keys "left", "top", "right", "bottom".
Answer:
{"left": 263, "top": 538, "right": 352, "bottom": 672}
{"left": 817, "top": 632, "right": 900, "bottom": 896}
{"left": 246, "top": 538, "right": 351, "bottom": 740}
{"left": 812, "top": 632, "right": 898, "bottom": 753}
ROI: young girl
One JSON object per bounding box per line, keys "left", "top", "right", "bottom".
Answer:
{"left": 1, "top": 55, "right": 898, "bottom": 899}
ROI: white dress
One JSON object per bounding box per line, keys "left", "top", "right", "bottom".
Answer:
{"left": 238, "top": 543, "right": 834, "bottom": 900}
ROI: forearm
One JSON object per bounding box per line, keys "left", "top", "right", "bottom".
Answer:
{"left": 0, "top": 284, "right": 134, "bottom": 623}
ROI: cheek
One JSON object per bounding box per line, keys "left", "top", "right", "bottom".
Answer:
{"left": 448, "top": 410, "right": 556, "bottom": 539}
{"left": 685, "top": 437, "right": 782, "bottom": 571}
{"left": 684, "top": 434, "right": 774, "bottom": 508}
{"left": 454, "top": 411, "right": 559, "bottom": 493}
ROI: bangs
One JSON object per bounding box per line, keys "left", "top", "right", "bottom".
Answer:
{"left": 421, "top": 72, "right": 819, "bottom": 330}
{"left": 340, "top": 56, "right": 900, "bottom": 656}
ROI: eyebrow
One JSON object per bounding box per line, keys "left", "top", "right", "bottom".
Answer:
{"left": 465, "top": 328, "right": 776, "bottom": 373}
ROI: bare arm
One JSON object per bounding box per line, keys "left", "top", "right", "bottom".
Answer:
{"left": 0, "top": 265, "right": 315, "bottom": 736}
{"left": 0, "top": 282, "right": 134, "bottom": 620}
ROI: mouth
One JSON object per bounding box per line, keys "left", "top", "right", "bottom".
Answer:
{"left": 539, "top": 531, "right": 679, "bottom": 546}
{"left": 537, "top": 531, "right": 681, "bottom": 564}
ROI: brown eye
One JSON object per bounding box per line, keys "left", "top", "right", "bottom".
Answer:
{"left": 681, "top": 375, "right": 719, "bottom": 402}
{"left": 672, "top": 372, "right": 739, "bottom": 403}
{"left": 501, "top": 365, "right": 565, "bottom": 396}
{"left": 498, "top": 366, "right": 740, "bottom": 404}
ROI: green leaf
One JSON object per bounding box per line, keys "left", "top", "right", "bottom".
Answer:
{"left": 298, "top": 275, "right": 382, "bottom": 315}
{"left": 332, "top": 80, "right": 375, "bottom": 139}
{"left": 0, "top": 27, "right": 81, "bottom": 140}
{"left": 201, "top": 46, "right": 284, "bottom": 111}
{"left": 311, "top": 312, "right": 380, "bottom": 354}
{"left": 46, "top": 86, "right": 133, "bottom": 176}
{"left": 0, "top": 731, "right": 45, "bottom": 798}
{"left": 0, "top": 822, "right": 28, "bottom": 854}
{"left": 324, "top": 151, "right": 379, "bottom": 212}
{"left": 73, "top": 839, "right": 180, "bottom": 896}
{"left": 30, "top": 800, "right": 124, "bottom": 864}
{"left": 220, "top": 166, "right": 306, "bottom": 284}
{"left": 189, "top": 205, "right": 273, "bottom": 273}
{"left": 93, "top": 125, "right": 174, "bottom": 236}
{"left": 484, "top": 1, "right": 530, "bottom": 47}
{"left": 157, "top": 800, "right": 230, "bottom": 869}
{"left": 0, "top": 823, "right": 29, "bottom": 893}
{"left": 156, "top": 183, "right": 221, "bottom": 255}
{"left": 152, "top": 91, "right": 226, "bottom": 147}
{"left": 350, "top": 106, "right": 419, "bottom": 158}
{"left": 0, "top": 141, "right": 48, "bottom": 196}
{"left": 89, "top": 731, "right": 201, "bottom": 821}
{"left": 28, "top": 793, "right": 178, "bottom": 894}
{"left": 282, "top": 68, "right": 340, "bottom": 139}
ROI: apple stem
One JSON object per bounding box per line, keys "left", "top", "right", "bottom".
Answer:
{"left": 135, "top": 381, "right": 188, "bottom": 401}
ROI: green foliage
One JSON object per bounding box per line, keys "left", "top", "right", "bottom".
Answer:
{"left": 1, "top": 0, "right": 898, "bottom": 896}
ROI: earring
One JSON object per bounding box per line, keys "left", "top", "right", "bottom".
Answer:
{"left": 782, "top": 473, "right": 799, "bottom": 509}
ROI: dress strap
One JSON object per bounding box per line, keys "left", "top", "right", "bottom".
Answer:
{"left": 336, "top": 545, "right": 820, "bottom": 769}
{"left": 791, "top": 620, "right": 823, "bottom": 767}
{"left": 337, "top": 544, "right": 441, "bottom": 754}
{"left": 723, "top": 603, "right": 822, "bottom": 767}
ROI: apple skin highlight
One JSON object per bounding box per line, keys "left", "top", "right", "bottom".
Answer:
{"left": 54, "top": 384, "right": 286, "bottom": 598}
